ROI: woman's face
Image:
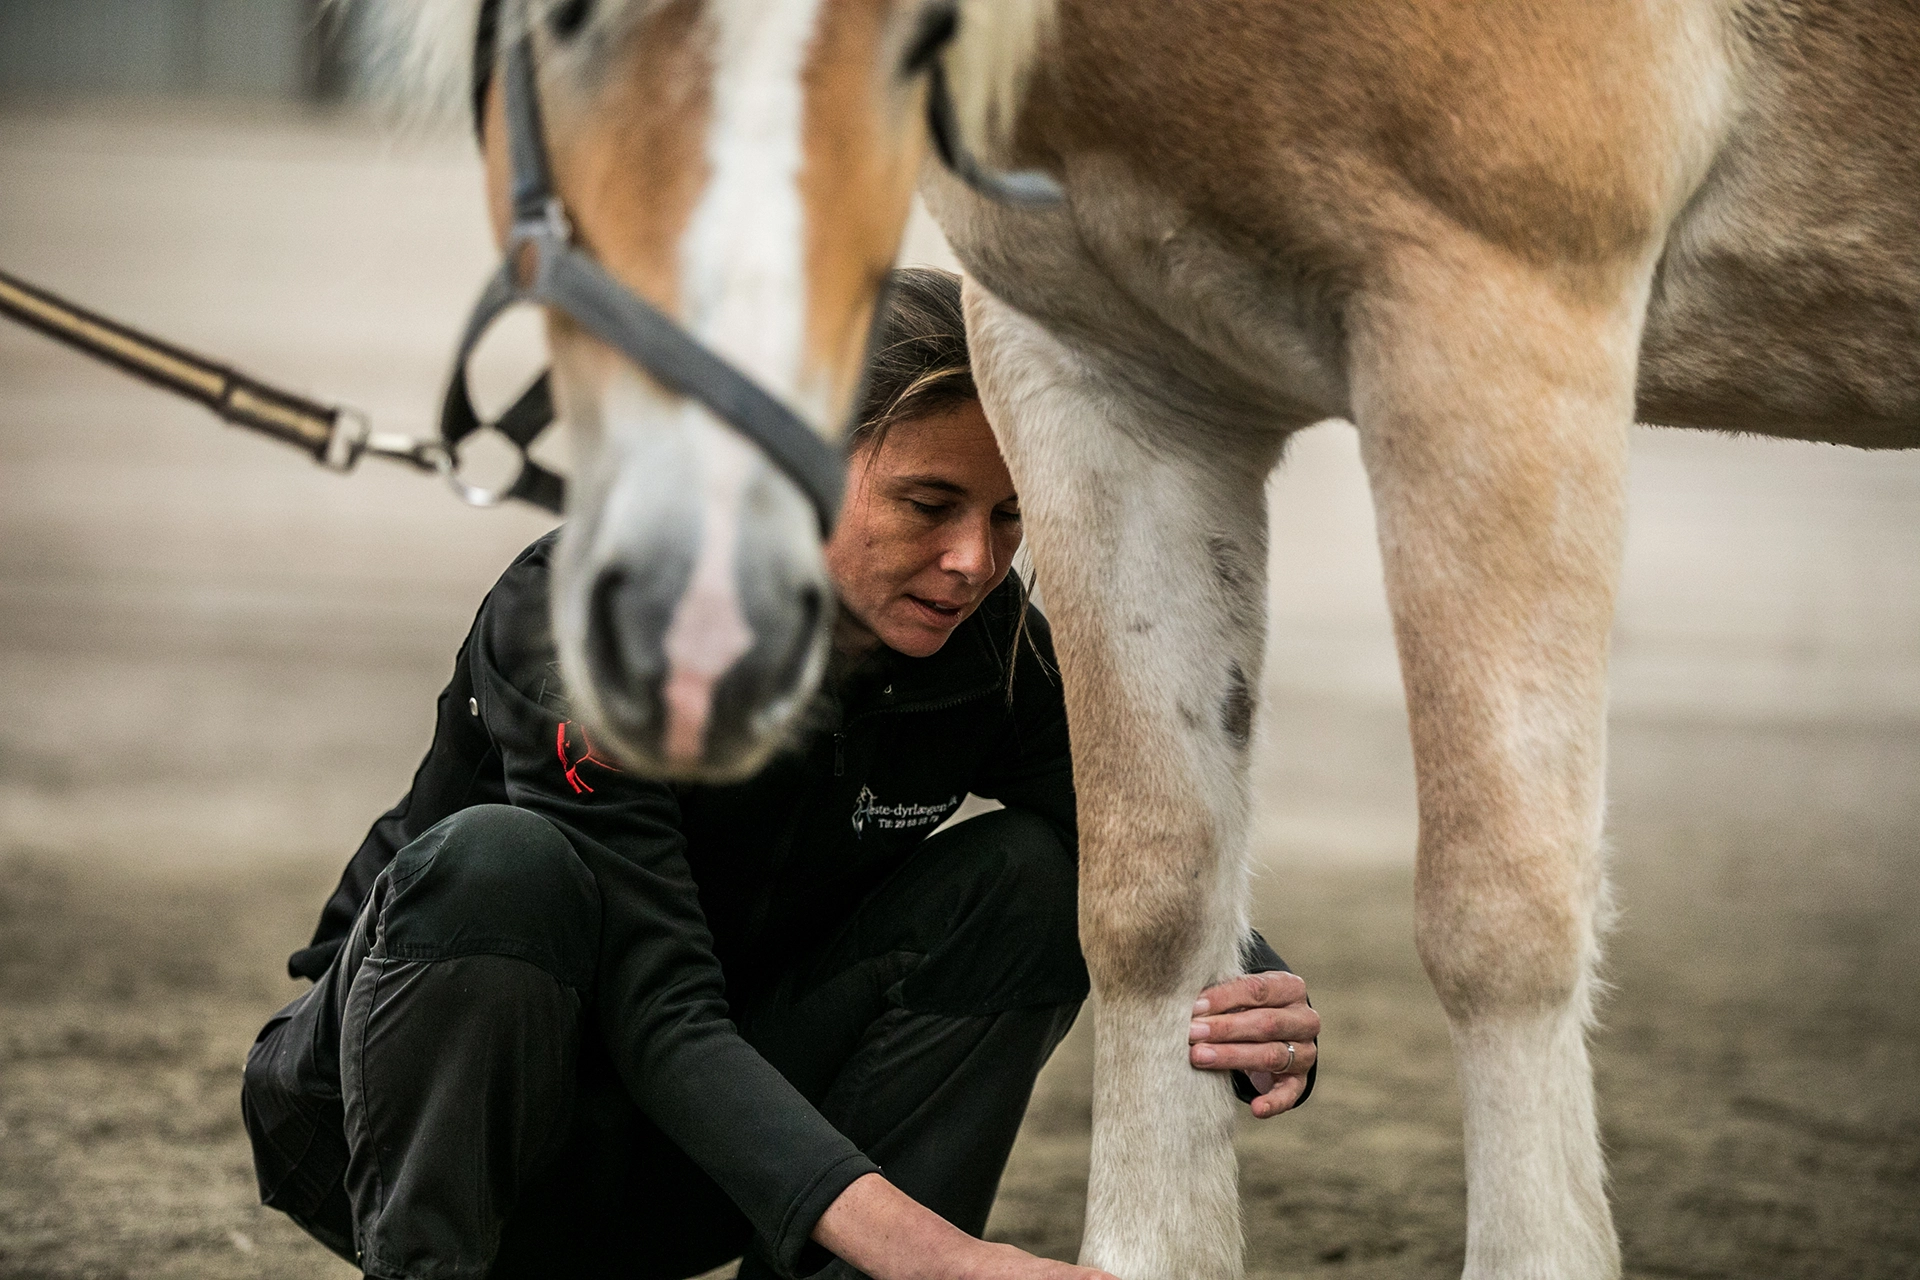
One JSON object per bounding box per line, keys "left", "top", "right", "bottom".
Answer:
{"left": 825, "top": 398, "right": 1023, "bottom": 659}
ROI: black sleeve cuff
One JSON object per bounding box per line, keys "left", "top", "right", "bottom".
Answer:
{"left": 287, "top": 939, "right": 342, "bottom": 982}
{"left": 770, "top": 1150, "right": 881, "bottom": 1276}
{"left": 1241, "top": 928, "right": 1289, "bottom": 975}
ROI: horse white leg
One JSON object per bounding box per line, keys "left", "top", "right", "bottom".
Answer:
{"left": 1352, "top": 242, "right": 1648, "bottom": 1280}
{"left": 965, "top": 284, "right": 1282, "bottom": 1280}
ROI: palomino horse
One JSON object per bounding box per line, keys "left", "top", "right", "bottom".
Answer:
{"left": 387, "top": 0, "right": 1919, "bottom": 1275}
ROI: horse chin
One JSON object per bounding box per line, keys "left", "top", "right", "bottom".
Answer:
{"left": 562, "top": 648, "right": 827, "bottom": 786}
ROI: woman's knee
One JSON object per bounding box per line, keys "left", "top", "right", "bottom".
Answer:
{"left": 378, "top": 805, "right": 598, "bottom": 987}
{"left": 948, "top": 807, "right": 1078, "bottom": 912}
{"left": 898, "top": 808, "right": 1087, "bottom": 1013}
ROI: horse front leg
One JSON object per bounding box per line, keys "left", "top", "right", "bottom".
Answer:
{"left": 965, "top": 285, "right": 1283, "bottom": 1280}
{"left": 1353, "top": 243, "right": 1648, "bottom": 1279}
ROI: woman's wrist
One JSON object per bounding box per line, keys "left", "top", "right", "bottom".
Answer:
{"left": 812, "top": 1172, "right": 982, "bottom": 1280}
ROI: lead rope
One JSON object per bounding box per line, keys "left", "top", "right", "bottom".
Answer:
{"left": 0, "top": 266, "right": 461, "bottom": 486}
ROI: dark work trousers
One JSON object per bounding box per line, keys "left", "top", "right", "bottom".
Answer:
{"left": 241, "top": 804, "right": 1086, "bottom": 1280}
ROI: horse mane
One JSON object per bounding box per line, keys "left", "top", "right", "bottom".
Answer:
{"left": 339, "top": 0, "right": 486, "bottom": 125}
{"left": 950, "top": 0, "right": 1057, "bottom": 156}
{"left": 346, "top": 0, "right": 1054, "bottom": 146}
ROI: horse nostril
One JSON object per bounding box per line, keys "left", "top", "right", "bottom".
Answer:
{"left": 586, "top": 567, "right": 631, "bottom": 692}
{"left": 797, "top": 584, "right": 824, "bottom": 636}
{"left": 584, "top": 566, "right": 670, "bottom": 736}
{"left": 776, "top": 585, "right": 827, "bottom": 688}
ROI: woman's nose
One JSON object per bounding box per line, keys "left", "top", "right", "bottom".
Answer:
{"left": 941, "top": 513, "right": 997, "bottom": 582}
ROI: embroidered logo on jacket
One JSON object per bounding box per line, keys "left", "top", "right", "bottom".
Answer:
{"left": 850, "top": 785, "right": 959, "bottom": 836}
{"left": 557, "top": 721, "right": 619, "bottom": 795}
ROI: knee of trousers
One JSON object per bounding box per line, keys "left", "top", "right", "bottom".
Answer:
{"left": 376, "top": 805, "right": 598, "bottom": 989}
{"left": 896, "top": 807, "right": 1088, "bottom": 1015}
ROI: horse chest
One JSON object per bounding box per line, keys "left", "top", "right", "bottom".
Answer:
{"left": 927, "top": 161, "right": 1350, "bottom": 435}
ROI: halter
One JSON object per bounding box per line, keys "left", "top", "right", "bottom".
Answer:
{"left": 442, "top": 0, "right": 1062, "bottom": 526}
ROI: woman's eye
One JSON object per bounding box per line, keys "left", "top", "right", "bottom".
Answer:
{"left": 907, "top": 500, "right": 947, "bottom": 517}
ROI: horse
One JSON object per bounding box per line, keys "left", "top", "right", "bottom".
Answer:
{"left": 381, "top": 1, "right": 1920, "bottom": 1275}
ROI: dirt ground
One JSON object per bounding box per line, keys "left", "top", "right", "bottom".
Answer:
{"left": 1, "top": 108, "right": 1916, "bottom": 1280}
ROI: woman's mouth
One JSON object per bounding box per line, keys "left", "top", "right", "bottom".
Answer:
{"left": 905, "top": 594, "right": 965, "bottom": 627}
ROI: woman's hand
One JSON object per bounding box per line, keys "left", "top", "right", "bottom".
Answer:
{"left": 1189, "top": 970, "right": 1320, "bottom": 1118}
{"left": 815, "top": 1172, "right": 1118, "bottom": 1280}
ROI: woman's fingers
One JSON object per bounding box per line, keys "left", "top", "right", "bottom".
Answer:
{"left": 972, "top": 1240, "right": 1120, "bottom": 1279}
{"left": 1193, "top": 970, "right": 1307, "bottom": 1016}
{"left": 1188, "top": 1033, "right": 1320, "bottom": 1075}
{"left": 1189, "top": 970, "right": 1318, "bottom": 1118}
{"left": 1250, "top": 1071, "right": 1310, "bottom": 1119}
{"left": 1188, "top": 1003, "right": 1322, "bottom": 1047}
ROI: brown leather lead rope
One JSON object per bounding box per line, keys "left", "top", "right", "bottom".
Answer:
{"left": 0, "top": 266, "right": 452, "bottom": 479}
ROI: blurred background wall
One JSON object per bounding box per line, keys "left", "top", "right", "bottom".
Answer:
{"left": 0, "top": 0, "right": 341, "bottom": 101}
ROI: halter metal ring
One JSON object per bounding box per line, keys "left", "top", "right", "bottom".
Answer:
{"left": 444, "top": 426, "right": 530, "bottom": 508}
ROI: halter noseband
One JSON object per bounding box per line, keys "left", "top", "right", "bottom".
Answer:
{"left": 444, "top": 0, "right": 1062, "bottom": 526}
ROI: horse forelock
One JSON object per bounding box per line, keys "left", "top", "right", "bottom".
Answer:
{"left": 340, "top": 0, "right": 483, "bottom": 124}
{"left": 352, "top": 0, "right": 1052, "bottom": 137}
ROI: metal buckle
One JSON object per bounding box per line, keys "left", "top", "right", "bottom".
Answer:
{"left": 509, "top": 198, "right": 572, "bottom": 273}
{"left": 443, "top": 427, "right": 530, "bottom": 508}
{"left": 365, "top": 431, "right": 454, "bottom": 476}
{"left": 322, "top": 404, "right": 372, "bottom": 472}
{"left": 329, "top": 402, "right": 457, "bottom": 478}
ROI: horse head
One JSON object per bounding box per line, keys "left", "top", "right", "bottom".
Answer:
{"left": 432, "top": 0, "right": 1052, "bottom": 781}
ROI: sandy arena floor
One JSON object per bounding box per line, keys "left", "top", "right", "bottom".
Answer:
{"left": 1, "top": 108, "right": 1916, "bottom": 1280}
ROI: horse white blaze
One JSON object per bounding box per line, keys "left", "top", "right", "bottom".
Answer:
{"left": 649, "top": 0, "right": 830, "bottom": 765}
{"left": 681, "top": 0, "right": 832, "bottom": 421}
{"left": 659, "top": 419, "right": 758, "bottom": 765}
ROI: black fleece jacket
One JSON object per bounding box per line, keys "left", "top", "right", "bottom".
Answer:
{"left": 292, "top": 530, "right": 1297, "bottom": 1269}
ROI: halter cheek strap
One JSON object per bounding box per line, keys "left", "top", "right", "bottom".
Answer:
{"left": 442, "top": 25, "right": 844, "bottom": 528}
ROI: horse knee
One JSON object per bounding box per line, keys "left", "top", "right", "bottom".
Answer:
{"left": 1078, "top": 817, "right": 1218, "bottom": 998}
{"left": 379, "top": 805, "right": 599, "bottom": 988}
{"left": 1414, "top": 830, "right": 1604, "bottom": 1022}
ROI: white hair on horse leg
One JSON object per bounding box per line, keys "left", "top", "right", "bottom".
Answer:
{"left": 948, "top": 0, "right": 1057, "bottom": 158}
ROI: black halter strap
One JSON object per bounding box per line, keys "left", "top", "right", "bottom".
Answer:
{"left": 446, "top": 0, "right": 1063, "bottom": 524}
{"left": 444, "top": 16, "right": 844, "bottom": 526}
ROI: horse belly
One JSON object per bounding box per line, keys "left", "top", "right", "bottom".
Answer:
{"left": 1638, "top": 1, "right": 1920, "bottom": 449}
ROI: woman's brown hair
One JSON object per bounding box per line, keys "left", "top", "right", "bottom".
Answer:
{"left": 850, "top": 267, "right": 1050, "bottom": 695}
{"left": 851, "top": 267, "right": 974, "bottom": 453}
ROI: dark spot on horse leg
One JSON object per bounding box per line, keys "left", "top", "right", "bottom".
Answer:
{"left": 1220, "top": 662, "right": 1253, "bottom": 747}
